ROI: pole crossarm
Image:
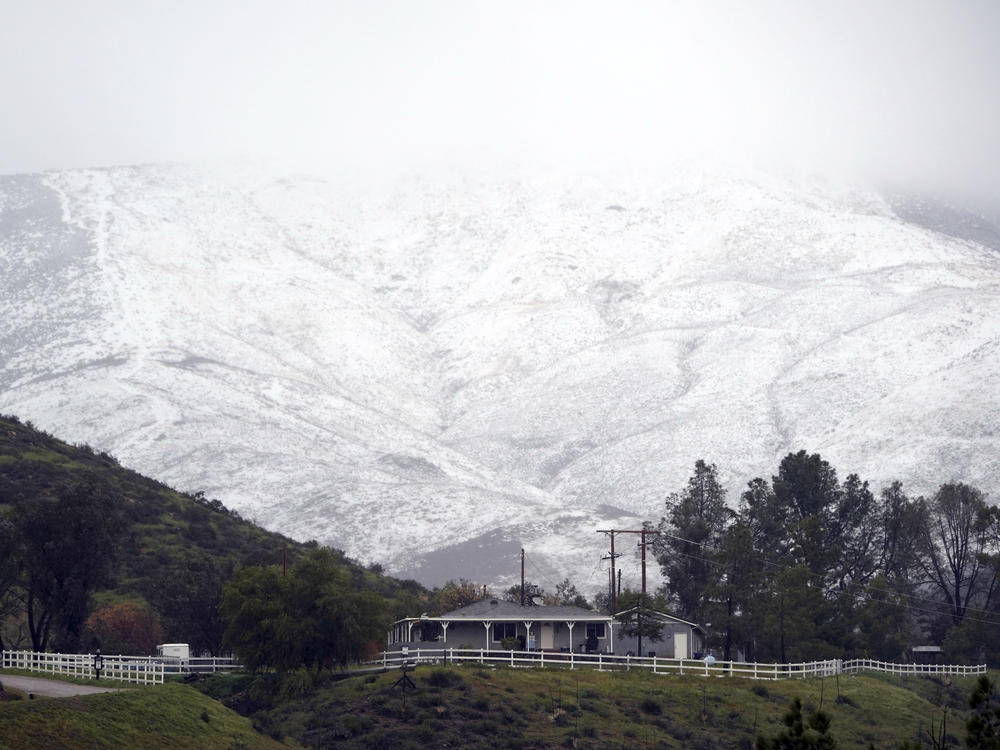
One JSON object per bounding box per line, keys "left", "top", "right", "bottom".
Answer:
{"left": 597, "top": 529, "right": 663, "bottom": 615}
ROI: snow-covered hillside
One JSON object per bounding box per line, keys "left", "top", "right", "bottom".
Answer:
{"left": 2, "top": 162, "right": 998, "bottom": 595}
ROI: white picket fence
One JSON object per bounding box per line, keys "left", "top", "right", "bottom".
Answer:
{"left": 841, "top": 658, "right": 986, "bottom": 676}
{"left": 1, "top": 650, "right": 242, "bottom": 686}
{"left": 368, "top": 648, "right": 986, "bottom": 680}
{"left": 1, "top": 650, "right": 164, "bottom": 685}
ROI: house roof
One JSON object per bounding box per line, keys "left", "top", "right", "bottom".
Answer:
{"left": 395, "top": 599, "right": 610, "bottom": 625}
{"left": 612, "top": 607, "right": 705, "bottom": 633}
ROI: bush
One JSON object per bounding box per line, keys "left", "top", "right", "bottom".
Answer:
{"left": 640, "top": 697, "right": 663, "bottom": 715}
{"left": 425, "top": 667, "right": 465, "bottom": 689}
{"left": 277, "top": 668, "right": 314, "bottom": 701}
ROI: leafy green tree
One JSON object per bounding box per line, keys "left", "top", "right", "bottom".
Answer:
{"left": 0, "top": 515, "right": 21, "bottom": 651}
{"left": 851, "top": 575, "right": 910, "bottom": 660}
{"left": 876, "top": 481, "right": 923, "bottom": 586}
{"left": 16, "top": 477, "right": 126, "bottom": 651}
{"left": 551, "top": 578, "right": 590, "bottom": 608}
{"left": 967, "top": 675, "right": 1000, "bottom": 749}
{"left": 614, "top": 588, "right": 664, "bottom": 653}
{"left": 832, "top": 474, "right": 879, "bottom": 590}
{"left": 220, "top": 548, "right": 386, "bottom": 672}
{"left": 757, "top": 697, "right": 837, "bottom": 750}
{"left": 147, "top": 552, "right": 231, "bottom": 656}
{"left": 760, "top": 565, "right": 838, "bottom": 663}
{"left": 219, "top": 564, "right": 293, "bottom": 671}
{"left": 432, "top": 579, "right": 487, "bottom": 614}
{"left": 286, "top": 549, "right": 385, "bottom": 669}
{"left": 656, "top": 460, "right": 731, "bottom": 621}
{"left": 502, "top": 582, "right": 546, "bottom": 606}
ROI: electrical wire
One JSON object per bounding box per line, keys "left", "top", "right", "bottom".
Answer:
{"left": 601, "top": 527, "right": 1000, "bottom": 628}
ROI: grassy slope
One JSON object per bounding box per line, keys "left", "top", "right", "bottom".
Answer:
{"left": 0, "top": 682, "right": 299, "bottom": 750}
{"left": 0, "top": 414, "right": 426, "bottom": 623}
{"left": 232, "top": 665, "right": 987, "bottom": 750}
{"left": 0, "top": 415, "right": 306, "bottom": 581}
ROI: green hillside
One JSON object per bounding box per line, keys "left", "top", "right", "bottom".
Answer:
{"left": 0, "top": 681, "right": 299, "bottom": 750}
{"left": 202, "top": 665, "right": 991, "bottom": 749}
{"left": 0, "top": 414, "right": 426, "bottom": 653}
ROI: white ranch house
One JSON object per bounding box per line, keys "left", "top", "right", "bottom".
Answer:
{"left": 388, "top": 599, "right": 707, "bottom": 658}
{"left": 389, "top": 599, "right": 615, "bottom": 653}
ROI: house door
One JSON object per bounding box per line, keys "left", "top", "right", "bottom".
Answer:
{"left": 673, "top": 632, "right": 688, "bottom": 659}
{"left": 540, "top": 622, "right": 554, "bottom": 650}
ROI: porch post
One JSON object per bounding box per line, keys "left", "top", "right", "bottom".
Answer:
{"left": 407, "top": 621, "right": 414, "bottom": 641}
{"left": 441, "top": 621, "right": 450, "bottom": 644}
{"left": 522, "top": 621, "right": 534, "bottom": 650}
{"left": 482, "top": 621, "right": 491, "bottom": 649}
{"left": 566, "top": 622, "right": 576, "bottom": 652}
{"left": 609, "top": 619, "right": 615, "bottom": 654}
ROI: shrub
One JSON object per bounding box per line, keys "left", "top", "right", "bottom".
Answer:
{"left": 640, "top": 697, "right": 663, "bottom": 715}
{"left": 425, "top": 667, "right": 465, "bottom": 689}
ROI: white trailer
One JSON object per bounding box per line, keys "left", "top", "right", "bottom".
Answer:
{"left": 156, "top": 643, "right": 190, "bottom": 660}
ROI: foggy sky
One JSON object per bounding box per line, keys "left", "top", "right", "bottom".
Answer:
{"left": 2, "top": 1, "right": 999, "bottom": 207}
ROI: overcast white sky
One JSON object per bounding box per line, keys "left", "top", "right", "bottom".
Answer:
{"left": 2, "top": 1, "right": 998, "bottom": 206}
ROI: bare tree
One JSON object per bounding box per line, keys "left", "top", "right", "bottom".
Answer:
{"left": 916, "top": 483, "right": 991, "bottom": 626}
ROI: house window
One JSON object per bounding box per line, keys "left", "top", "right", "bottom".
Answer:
{"left": 493, "top": 623, "right": 517, "bottom": 641}
{"left": 586, "top": 623, "right": 606, "bottom": 639}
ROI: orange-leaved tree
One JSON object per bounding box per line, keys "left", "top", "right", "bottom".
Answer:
{"left": 85, "top": 600, "right": 165, "bottom": 655}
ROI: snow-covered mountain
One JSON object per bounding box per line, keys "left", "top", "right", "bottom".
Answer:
{"left": 2, "top": 162, "right": 998, "bottom": 594}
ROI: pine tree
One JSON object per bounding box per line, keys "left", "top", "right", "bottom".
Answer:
{"left": 656, "top": 460, "right": 730, "bottom": 621}
{"left": 967, "top": 675, "right": 1000, "bottom": 750}
{"left": 757, "top": 697, "right": 837, "bottom": 750}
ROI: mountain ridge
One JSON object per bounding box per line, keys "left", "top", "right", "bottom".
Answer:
{"left": 2, "top": 162, "right": 998, "bottom": 592}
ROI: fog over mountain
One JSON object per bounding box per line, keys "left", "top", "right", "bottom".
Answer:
{"left": 2, "top": 162, "right": 998, "bottom": 593}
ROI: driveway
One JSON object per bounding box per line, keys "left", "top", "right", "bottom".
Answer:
{"left": 1, "top": 674, "right": 121, "bottom": 698}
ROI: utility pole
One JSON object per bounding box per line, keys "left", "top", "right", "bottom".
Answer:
{"left": 520, "top": 548, "right": 525, "bottom": 606}
{"left": 597, "top": 528, "right": 661, "bottom": 657}
{"left": 599, "top": 531, "right": 621, "bottom": 613}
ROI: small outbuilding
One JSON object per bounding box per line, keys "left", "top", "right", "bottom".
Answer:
{"left": 388, "top": 599, "right": 614, "bottom": 653}
{"left": 612, "top": 607, "right": 706, "bottom": 659}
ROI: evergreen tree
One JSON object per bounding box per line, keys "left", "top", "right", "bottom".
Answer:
{"left": 757, "top": 697, "right": 837, "bottom": 750}
{"left": 708, "top": 518, "right": 762, "bottom": 661}
{"left": 967, "top": 675, "right": 1000, "bottom": 750}
{"left": 773, "top": 450, "right": 842, "bottom": 580}
{"left": 656, "top": 460, "right": 730, "bottom": 621}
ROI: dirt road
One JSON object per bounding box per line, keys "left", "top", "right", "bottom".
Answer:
{"left": 1, "top": 674, "right": 121, "bottom": 698}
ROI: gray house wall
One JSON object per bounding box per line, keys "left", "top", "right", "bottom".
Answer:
{"left": 613, "top": 618, "right": 704, "bottom": 658}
